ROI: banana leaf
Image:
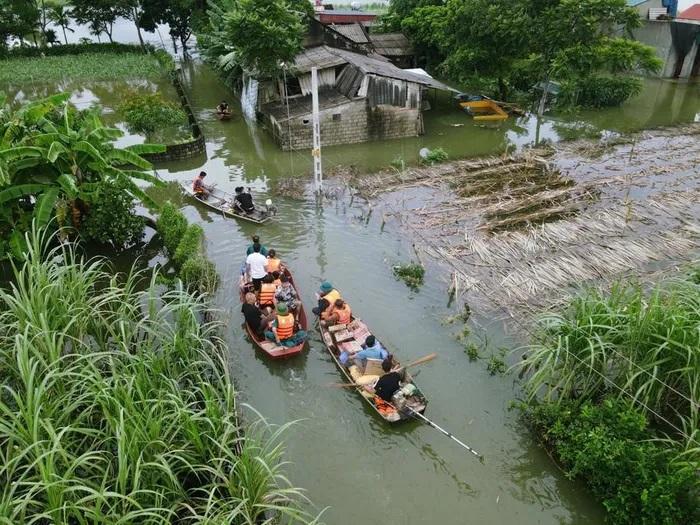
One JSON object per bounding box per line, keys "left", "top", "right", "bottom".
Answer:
{"left": 105, "top": 149, "right": 153, "bottom": 170}
{"left": 0, "top": 184, "right": 48, "bottom": 204}
{"left": 34, "top": 188, "right": 60, "bottom": 226}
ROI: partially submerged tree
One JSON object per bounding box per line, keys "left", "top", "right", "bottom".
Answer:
{"left": 141, "top": 0, "right": 206, "bottom": 54}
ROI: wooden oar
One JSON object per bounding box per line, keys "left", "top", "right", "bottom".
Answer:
{"left": 404, "top": 407, "right": 484, "bottom": 462}
{"left": 327, "top": 353, "right": 437, "bottom": 388}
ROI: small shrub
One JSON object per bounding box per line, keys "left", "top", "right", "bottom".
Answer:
{"left": 174, "top": 224, "right": 204, "bottom": 267}
{"left": 486, "top": 354, "right": 506, "bottom": 375}
{"left": 390, "top": 155, "right": 406, "bottom": 171}
{"left": 180, "top": 256, "right": 220, "bottom": 294}
{"left": 118, "top": 91, "right": 187, "bottom": 139}
{"left": 559, "top": 75, "right": 642, "bottom": 108}
{"left": 422, "top": 147, "right": 448, "bottom": 165}
{"left": 80, "top": 181, "right": 145, "bottom": 249}
{"left": 157, "top": 202, "right": 188, "bottom": 255}
{"left": 464, "top": 342, "right": 480, "bottom": 361}
{"left": 393, "top": 262, "right": 425, "bottom": 290}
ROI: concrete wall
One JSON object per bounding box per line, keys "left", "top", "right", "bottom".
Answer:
{"left": 631, "top": 20, "right": 676, "bottom": 76}
{"left": 266, "top": 100, "right": 422, "bottom": 150}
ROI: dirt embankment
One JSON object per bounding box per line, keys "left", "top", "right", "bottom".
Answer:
{"left": 346, "top": 124, "right": 700, "bottom": 317}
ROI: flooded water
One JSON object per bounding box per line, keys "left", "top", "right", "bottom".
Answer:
{"left": 5, "top": 25, "right": 700, "bottom": 522}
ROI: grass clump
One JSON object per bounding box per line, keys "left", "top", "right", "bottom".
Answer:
{"left": 464, "top": 342, "right": 480, "bottom": 361}
{"left": 174, "top": 223, "right": 204, "bottom": 267}
{"left": 393, "top": 262, "right": 425, "bottom": 290}
{"left": 119, "top": 91, "right": 188, "bottom": 140}
{"left": 422, "top": 147, "right": 448, "bottom": 165}
{"left": 486, "top": 351, "right": 507, "bottom": 375}
{"left": 0, "top": 52, "right": 164, "bottom": 85}
{"left": 0, "top": 227, "right": 316, "bottom": 523}
{"left": 157, "top": 201, "right": 188, "bottom": 255}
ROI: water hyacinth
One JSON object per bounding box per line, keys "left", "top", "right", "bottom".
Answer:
{"left": 0, "top": 227, "right": 318, "bottom": 523}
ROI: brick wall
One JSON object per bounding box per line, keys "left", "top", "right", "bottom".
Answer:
{"left": 267, "top": 100, "right": 422, "bottom": 150}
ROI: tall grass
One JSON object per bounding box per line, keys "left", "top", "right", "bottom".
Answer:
{"left": 518, "top": 275, "right": 700, "bottom": 447}
{"left": 0, "top": 53, "right": 164, "bottom": 85}
{"left": 0, "top": 227, "right": 317, "bottom": 523}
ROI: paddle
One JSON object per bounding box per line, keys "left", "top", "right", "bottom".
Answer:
{"left": 327, "top": 353, "right": 437, "bottom": 388}
{"left": 404, "top": 407, "right": 484, "bottom": 462}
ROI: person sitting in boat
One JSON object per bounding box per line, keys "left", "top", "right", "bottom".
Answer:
{"left": 271, "top": 271, "right": 282, "bottom": 286}
{"left": 321, "top": 298, "right": 351, "bottom": 328}
{"left": 233, "top": 186, "right": 255, "bottom": 214}
{"left": 312, "top": 281, "right": 341, "bottom": 319}
{"left": 265, "top": 303, "right": 307, "bottom": 347}
{"left": 241, "top": 292, "right": 275, "bottom": 337}
{"left": 340, "top": 335, "right": 388, "bottom": 368}
{"left": 192, "top": 171, "right": 209, "bottom": 199}
{"left": 265, "top": 249, "right": 282, "bottom": 273}
{"left": 217, "top": 100, "right": 230, "bottom": 114}
{"left": 246, "top": 235, "right": 268, "bottom": 257}
{"left": 258, "top": 274, "right": 278, "bottom": 310}
{"left": 365, "top": 357, "right": 405, "bottom": 402}
{"left": 274, "top": 273, "right": 298, "bottom": 311}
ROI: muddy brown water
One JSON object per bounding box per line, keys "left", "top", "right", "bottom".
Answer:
{"left": 3, "top": 32, "right": 700, "bottom": 521}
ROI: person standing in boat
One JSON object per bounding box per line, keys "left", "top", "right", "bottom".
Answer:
{"left": 265, "top": 303, "right": 307, "bottom": 347}
{"left": 312, "top": 281, "right": 341, "bottom": 319}
{"left": 245, "top": 235, "right": 269, "bottom": 257}
{"left": 246, "top": 243, "right": 268, "bottom": 292}
{"left": 192, "top": 171, "right": 209, "bottom": 199}
{"left": 233, "top": 187, "right": 255, "bottom": 214}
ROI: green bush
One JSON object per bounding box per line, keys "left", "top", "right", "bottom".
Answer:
{"left": 180, "top": 255, "right": 220, "bottom": 294}
{"left": 118, "top": 92, "right": 187, "bottom": 139}
{"left": 559, "top": 75, "right": 642, "bottom": 108}
{"left": 524, "top": 398, "right": 698, "bottom": 525}
{"left": 80, "top": 182, "right": 145, "bottom": 248}
{"left": 157, "top": 202, "right": 188, "bottom": 255}
{"left": 174, "top": 224, "right": 204, "bottom": 267}
{"left": 0, "top": 42, "right": 150, "bottom": 59}
{"left": 422, "top": 147, "right": 448, "bottom": 165}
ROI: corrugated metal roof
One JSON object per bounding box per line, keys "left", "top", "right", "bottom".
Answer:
{"left": 291, "top": 46, "right": 455, "bottom": 91}
{"left": 263, "top": 90, "right": 353, "bottom": 121}
{"left": 330, "top": 23, "right": 369, "bottom": 43}
{"left": 679, "top": 4, "right": 700, "bottom": 20}
{"left": 369, "top": 33, "right": 413, "bottom": 57}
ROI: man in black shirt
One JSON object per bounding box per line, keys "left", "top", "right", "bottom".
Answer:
{"left": 241, "top": 292, "right": 274, "bottom": 336}
{"left": 234, "top": 186, "right": 255, "bottom": 214}
{"left": 371, "top": 358, "right": 405, "bottom": 402}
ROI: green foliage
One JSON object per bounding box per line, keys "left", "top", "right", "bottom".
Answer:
{"left": 523, "top": 398, "right": 698, "bottom": 525}
{"left": 394, "top": 0, "right": 660, "bottom": 105}
{"left": 140, "top": 0, "right": 206, "bottom": 52}
{"left": 80, "top": 181, "right": 146, "bottom": 249}
{"left": 118, "top": 91, "right": 188, "bottom": 139}
{"left": 559, "top": 74, "right": 643, "bottom": 108}
{"left": 464, "top": 342, "right": 480, "bottom": 361}
{"left": 393, "top": 262, "right": 425, "bottom": 289}
{"left": 0, "top": 228, "right": 316, "bottom": 522}
{"left": 0, "top": 93, "right": 165, "bottom": 259}
{"left": 156, "top": 201, "right": 188, "bottom": 255}
{"left": 174, "top": 223, "right": 204, "bottom": 267}
{"left": 0, "top": 52, "right": 164, "bottom": 84}
{"left": 422, "top": 147, "right": 448, "bottom": 165}
{"left": 199, "top": 0, "right": 307, "bottom": 80}
{"left": 486, "top": 352, "right": 506, "bottom": 375}
{"left": 2, "top": 42, "right": 150, "bottom": 58}
{"left": 180, "top": 255, "right": 220, "bottom": 294}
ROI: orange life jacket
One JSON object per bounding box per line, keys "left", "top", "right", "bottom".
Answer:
{"left": 276, "top": 313, "right": 295, "bottom": 340}
{"left": 193, "top": 178, "right": 205, "bottom": 193}
{"left": 334, "top": 303, "right": 352, "bottom": 324}
{"left": 267, "top": 257, "right": 281, "bottom": 272}
{"left": 321, "top": 289, "right": 341, "bottom": 319}
{"left": 259, "top": 283, "right": 276, "bottom": 306}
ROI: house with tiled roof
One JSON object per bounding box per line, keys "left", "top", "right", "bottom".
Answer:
{"left": 678, "top": 3, "right": 700, "bottom": 20}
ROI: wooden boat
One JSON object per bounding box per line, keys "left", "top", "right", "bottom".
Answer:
{"left": 181, "top": 183, "right": 274, "bottom": 224}
{"left": 216, "top": 110, "right": 233, "bottom": 121}
{"left": 459, "top": 98, "right": 509, "bottom": 121}
{"left": 319, "top": 316, "right": 428, "bottom": 423}
{"left": 239, "top": 270, "right": 308, "bottom": 359}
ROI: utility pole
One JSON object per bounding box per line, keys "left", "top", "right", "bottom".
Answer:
{"left": 311, "top": 67, "right": 323, "bottom": 194}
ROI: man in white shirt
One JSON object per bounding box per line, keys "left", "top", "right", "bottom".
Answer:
{"left": 246, "top": 243, "right": 269, "bottom": 291}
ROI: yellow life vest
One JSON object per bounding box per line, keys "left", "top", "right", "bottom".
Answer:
{"left": 276, "top": 314, "right": 295, "bottom": 340}
{"left": 267, "top": 257, "right": 281, "bottom": 272}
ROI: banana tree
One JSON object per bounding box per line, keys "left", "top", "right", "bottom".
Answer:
{"left": 0, "top": 93, "right": 166, "bottom": 258}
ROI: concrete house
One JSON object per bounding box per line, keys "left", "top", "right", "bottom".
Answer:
{"left": 257, "top": 45, "right": 452, "bottom": 150}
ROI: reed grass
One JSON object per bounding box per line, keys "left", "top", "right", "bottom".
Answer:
{"left": 0, "top": 227, "right": 316, "bottom": 523}
{"left": 518, "top": 273, "right": 700, "bottom": 449}
{"left": 0, "top": 53, "right": 164, "bottom": 85}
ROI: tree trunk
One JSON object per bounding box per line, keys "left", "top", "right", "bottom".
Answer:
{"left": 133, "top": 9, "right": 145, "bottom": 47}
{"left": 62, "top": 26, "right": 68, "bottom": 45}
{"left": 497, "top": 77, "right": 508, "bottom": 101}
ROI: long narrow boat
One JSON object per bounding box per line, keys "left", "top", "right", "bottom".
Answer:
{"left": 181, "top": 183, "right": 273, "bottom": 224}
{"left": 239, "top": 270, "right": 308, "bottom": 359}
{"left": 216, "top": 110, "right": 233, "bottom": 121}
{"left": 319, "top": 316, "right": 428, "bottom": 423}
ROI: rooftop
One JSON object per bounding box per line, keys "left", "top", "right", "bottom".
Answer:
{"left": 678, "top": 4, "right": 700, "bottom": 20}
{"left": 262, "top": 89, "right": 353, "bottom": 121}
{"left": 369, "top": 33, "right": 414, "bottom": 57}
{"left": 329, "top": 23, "right": 370, "bottom": 44}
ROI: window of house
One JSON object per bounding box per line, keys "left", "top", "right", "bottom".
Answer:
{"left": 332, "top": 113, "right": 342, "bottom": 121}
